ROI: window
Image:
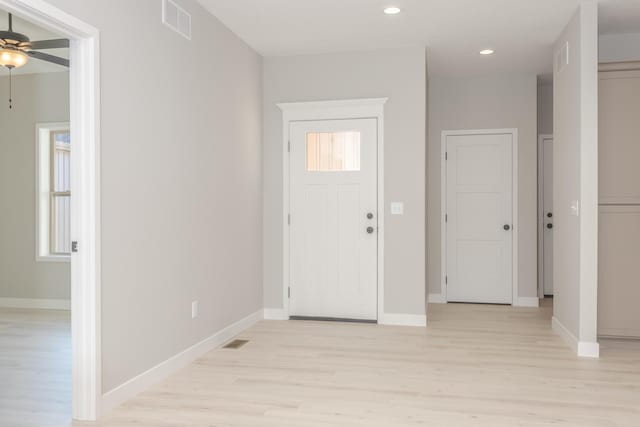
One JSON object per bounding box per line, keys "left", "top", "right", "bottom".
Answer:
{"left": 36, "top": 123, "right": 71, "bottom": 261}
{"left": 50, "top": 131, "right": 71, "bottom": 254}
{"left": 306, "top": 131, "right": 361, "bottom": 171}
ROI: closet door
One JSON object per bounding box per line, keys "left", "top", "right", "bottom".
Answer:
{"left": 599, "top": 69, "right": 640, "bottom": 204}
{"left": 598, "top": 206, "right": 640, "bottom": 338}
{"left": 598, "top": 66, "right": 640, "bottom": 338}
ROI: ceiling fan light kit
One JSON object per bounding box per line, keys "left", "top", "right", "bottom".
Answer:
{"left": 0, "top": 47, "right": 28, "bottom": 68}
{"left": 1, "top": 12, "right": 70, "bottom": 108}
{"left": 1, "top": 13, "right": 71, "bottom": 70}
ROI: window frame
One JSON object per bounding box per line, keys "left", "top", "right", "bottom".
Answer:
{"left": 36, "top": 122, "right": 71, "bottom": 262}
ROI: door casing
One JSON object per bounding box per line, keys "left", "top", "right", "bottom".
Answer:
{"left": 538, "top": 134, "right": 554, "bottom": 298}
{"left": 0, "top": 0, "right": 103, "bottom": 421}
{"left": 279, "top": 99, "right": 387, "bottom": 321}
{"left": 440, "top": 129, "right": 519, "bottom": 305}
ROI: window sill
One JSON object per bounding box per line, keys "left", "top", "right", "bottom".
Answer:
{"left": 37, "top": 255, "right": 71, "bottom": 263}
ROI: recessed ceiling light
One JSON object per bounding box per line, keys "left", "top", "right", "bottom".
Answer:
{"left": 384, "top": 7, "right": 401, "bottom": 15}
{"left": 480, "top": 49, "right": 495, "bottom": 55}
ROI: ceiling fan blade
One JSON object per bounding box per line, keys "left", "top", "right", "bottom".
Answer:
{"left": 27, "top": 50, "right": 69, "bottom": 67}
{"left": 30, "top": 39, "right": 69, "bottom": 50}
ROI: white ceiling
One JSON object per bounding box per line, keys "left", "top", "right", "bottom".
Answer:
{"left": 599, "top": 0, "right": 640, "bottom": 34}
{"left": 198, "top": 0, "right": 587, "bottom": 78}
{"left": 0, "top": 11, "right": 68, "bottom": 77}
{"left": 3, "top": 1, "right": 636, "bottom": 80}
{"left": 198, "top": 0, "right": 640, "bottom": 78}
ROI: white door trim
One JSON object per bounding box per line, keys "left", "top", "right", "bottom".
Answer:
{"left": 0, "top": 0, "right": 102, "bottom": 421}
{"left": 278, "top": 98, "right": 387, "bottom": 321}
{"left": 440, "top": 129, "right": 519, "bottom": 305}
{"left": 538, "top": 134, "right": 553, "bottom": 298}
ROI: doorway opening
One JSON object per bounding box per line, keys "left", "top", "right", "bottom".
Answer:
{"left": 538, "top": 134, "right": 554, "bottom": 298}
{"left": 0, "top": 0, "right": 101, "bottom": 421}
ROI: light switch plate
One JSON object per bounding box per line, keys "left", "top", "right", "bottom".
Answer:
{"left": 391, "top": 202, "right": 404, "bottom": 215}
{"left": 191, "top": 301, "right": 198, "bottom": 319}
{"left": 571, "top": 200, "right": 580, "bottom": 217}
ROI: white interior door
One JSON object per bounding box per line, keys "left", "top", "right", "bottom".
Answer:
{"left": 445, "top": 132, "right": 514, "bottom": 304}
{"left": 541, "top": 136, "right": 554, "bottom": 295}
{"left": 289, "top": 119, "right": 378, "bottom": 320}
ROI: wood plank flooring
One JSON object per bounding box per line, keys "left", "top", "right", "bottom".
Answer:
{"left": 0, "top": 308, "right": 71, "bottom": 427}
{"left": 2, "top": 301, "right": 639, "bottom": 426}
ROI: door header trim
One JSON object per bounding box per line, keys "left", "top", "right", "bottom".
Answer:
{"left": 278, "top": 98, "right": 387, "bottom": 113}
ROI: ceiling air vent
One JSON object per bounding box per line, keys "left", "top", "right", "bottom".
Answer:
{"left": 162, "top": 0, "right": 191, "bottom": 40}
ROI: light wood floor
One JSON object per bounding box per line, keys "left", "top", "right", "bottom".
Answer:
{"left": 3, "top": 301, "right": 640, "bottom": 427}
{"left": 0, "top": 308, "right": 71, "bottom": 427}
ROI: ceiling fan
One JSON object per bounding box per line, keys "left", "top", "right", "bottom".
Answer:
{"left": 0, "top": 13, "right": 69, "bottom": 70}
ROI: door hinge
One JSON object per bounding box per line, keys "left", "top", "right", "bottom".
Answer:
{"left": 288, "top": 286, "right": 291, "bottom": 298}
{"left": 445, "top": 214, "right": 448, "bottom": 223}
{"left": 445, "top": 275, "right": 448, "bottom": 285}
{"left": 71, "top": 241, "right": 78, "bottom": 253}
{"left": 287, "top": 140, "right": 291, "bottom": 153}
{"left": 445, "top": 152, "right": 448, "bottom": 160}
{"left": 287, "top": 214, "right": 291, "bottom": 225}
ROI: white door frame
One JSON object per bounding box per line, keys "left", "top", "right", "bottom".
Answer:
{"left": 278, "top": 98, "right": 387, "bottom": 321}
{"left": 440, "top": 129, "right": 519, "bottom": 304}
{"left": 538, "top": 134, "right": 553, "bottom": 298}
{"left": 0, "top": 0, "right": 102, "bottom": 421}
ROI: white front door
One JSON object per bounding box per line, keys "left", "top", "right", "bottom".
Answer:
{"left": 445, "top": 132, "right": 514, "bottom": 304}
{"left": 541, "top": 136, "right": 554, "bottom": 295}
{"left": 289, "top": 119, "right": 378, "bottom": 320}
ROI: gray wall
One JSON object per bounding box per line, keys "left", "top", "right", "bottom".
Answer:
{"left": 599, "top": 33, "right": 640, "bottom": 63}
{"left": 0, "top": 72, "right": 70, "bottom": 300}
{"left": 427, "top": 75, "right": 538, "bottom": 299}
{"left": 44, "top": 0, "right": 263, "bottom": 393}
{"left": 553, "top": 1, "right": 599, "bottom": 346}
{"left": 263, "top": 47, "right": 427, "bottom": 316}
{"left": 538, "top": 83, "right": 554, "bottom": 136}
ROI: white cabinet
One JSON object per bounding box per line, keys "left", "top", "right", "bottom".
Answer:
{"left": 598, "top": 206, "right": 640, "bottom": 338}
{"left": 599, "top": 69, "right": 640, "bottom": 204}
{"left": 598, "top": 65, "right": 640, "bottom": 338}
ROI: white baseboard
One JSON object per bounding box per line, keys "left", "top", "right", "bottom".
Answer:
{"left": 428, "top": 293, "right": 446, "bottom": 303}
{"left": 379, "top": 312, "right": 427, "bottom": 327}
{"left": 263, "top": 308, "right": 289, "bottom": 320}
{"left": 0, "top": 297, "right": 70, "bottom": 310}
{"left": 102, "top": 309, "right": 263, "bottom": 413}
{"left": 514, "top": 297, "right": 540, "bottom": 307}
{"left": 578, "top": 341, "right": 600, "bottom": 358}
{"left": 552, "top": 316, "right": 578, "bottom": 353}
{"left": 552, "top": 316, "right": 600, "bottom": 358}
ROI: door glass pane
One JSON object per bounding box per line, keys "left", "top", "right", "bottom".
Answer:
{"left": 306, "top": 131, "right": 361, "bottom": 171}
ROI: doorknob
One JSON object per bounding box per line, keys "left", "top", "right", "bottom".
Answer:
{"left": 366, "top": 226, "right": 375, "bottom": 234}
{"left": 503, "top": 224, "right": 511, "bottom": 231}
{"left": 547, "top": 223, "right": 553, "bottom": 229}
